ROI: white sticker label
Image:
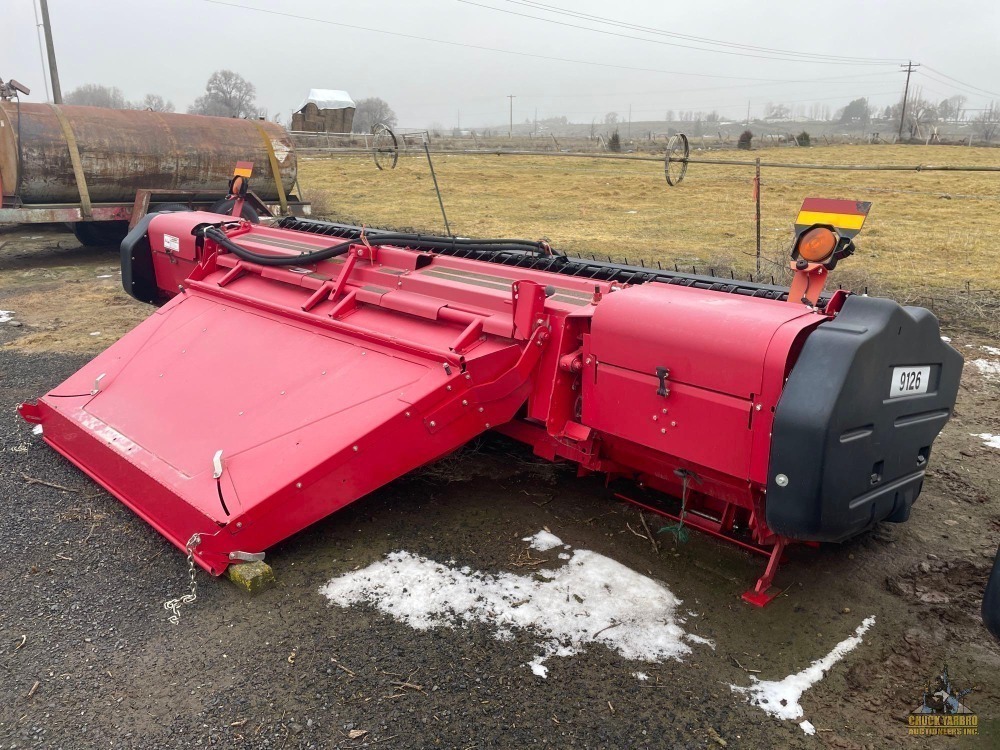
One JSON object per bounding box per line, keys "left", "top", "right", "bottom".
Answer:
{"left": 890, "top": 365, "right": 931, "bottom": 398}
{"left": 163, "top": 234, "right": 180, "bottom": 252}
{"left": 271, "top": 139, "right": 291, "bottom": 163}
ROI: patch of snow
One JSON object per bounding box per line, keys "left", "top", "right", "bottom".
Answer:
{"left": 528, "top": 657, "right": 548, "bottom": 677}
{"left": 981, "top": 345, "right": 1000, "bottom": 356}
{"left": 970, "top": 359, "right": 1000, "bottom": 378}
{"left": 685, "top": 634, "right": 716, "bottom": 650}
{"left": 0, "top": 310, "right": 14, "bottom": 324}
{"left": 558, "top": 553, "right": 570, "bottom": 560}
{"left": 522, "top": 530, "right": 564, "bottom": 552}
{"left": 32, "top": 424, "right": 43, "bottom": 436}
{"left": 973, "top": 433, "right": 1000, "bottom": 449}
{"left": 96, "top": 274, "right": 113, "bottom": 279}
{"left": 799, "top": 720, "right": 816, "bottom": 735}
{"left": 320, "top": 534, "right": 709, "bottom": 678}
{"left": 89, "top": 331, "right": 101, "bottom": 336}
{"left": 731, "top": 616, "right": 875, "bottom": 722}
{"left": 940, "top": 336, "right": 951, "bottom": 342}
{"left": 633, "top": 672, "right": 649, "bottom": 681}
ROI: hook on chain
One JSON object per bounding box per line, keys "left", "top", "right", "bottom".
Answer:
{"left": 163, "top": 533, "right": 201, "bottom": 626}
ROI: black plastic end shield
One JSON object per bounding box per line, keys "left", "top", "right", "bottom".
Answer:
{"left": 766, "top": 295, "right": 963, "bottom": 542}
{"left": 985, "top": 546, "right": 1000, "bottom": 639}
{"left": 120, "top": 213, "right": 161, "bottom": 305}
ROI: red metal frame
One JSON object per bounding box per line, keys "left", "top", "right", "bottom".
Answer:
{"left": 20, "top": 213, "right": 839, "bottom": 602}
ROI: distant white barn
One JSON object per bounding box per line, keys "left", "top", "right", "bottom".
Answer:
{"left": 291, "top": 89, "right": 356, "bottom": 133}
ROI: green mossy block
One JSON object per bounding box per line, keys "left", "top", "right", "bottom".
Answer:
{"left": 225, "top": 561, "right": 276, "bottom": 595}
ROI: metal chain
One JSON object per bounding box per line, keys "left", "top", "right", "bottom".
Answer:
{"left": 163, "top": 533, "right": 201, "bottom": 625}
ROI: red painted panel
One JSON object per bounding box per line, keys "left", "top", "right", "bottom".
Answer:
{"left": 589, "top": 283, "right": 815, "bottom": 398}
{"left": 799, "top": 198, "right": 871, "bottom": 216}
{"left": 582, "top": 362, "right": 753, "bottom": 478}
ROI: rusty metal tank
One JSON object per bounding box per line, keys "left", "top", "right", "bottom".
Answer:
{"left": 0, "top": 102, "right": 296, "bottom": 204}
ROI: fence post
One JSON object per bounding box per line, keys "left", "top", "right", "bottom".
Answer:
{"left": 754, "top": 157, "right": 762, "bottom": 275}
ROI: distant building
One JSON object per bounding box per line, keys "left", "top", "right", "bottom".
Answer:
{"left": 291, "top": 90, "right": 356, "bottom": 133}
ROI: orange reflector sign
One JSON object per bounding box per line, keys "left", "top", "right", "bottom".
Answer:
{"left": 795, "top": 198, "right": 871, "bottom": 238}
{"left": 233, "top": 161, "right": 254, "bottom": 178}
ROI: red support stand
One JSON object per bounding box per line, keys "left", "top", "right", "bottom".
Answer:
{"left": 741, "top": 537, "right": 787, "bottom": 607}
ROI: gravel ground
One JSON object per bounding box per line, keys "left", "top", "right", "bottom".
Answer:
{"left": 0, "top": 350, "right": 794, "bottom": 750}
{"left": 1, "top": 229, "right": 998, "bottom": 749}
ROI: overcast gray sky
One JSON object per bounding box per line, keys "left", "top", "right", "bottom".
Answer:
{"left": 5, "top": 0, "right": 999, "bottom": 127}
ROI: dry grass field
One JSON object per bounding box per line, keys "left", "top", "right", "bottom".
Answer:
{"left": 299, "top": 144, "right": 1000, "bottom": 303}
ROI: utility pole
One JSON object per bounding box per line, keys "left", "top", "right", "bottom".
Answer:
{"left": 32, "top": 0, "right": 51, "bottom": 101}
{"left": 38, "top": 0, "right": 62, "bottom": 104}
{"left": 533, "top": 107, "right": 537, "bottom": 137}
{"left": 628, "top": 104, "right": 632, "bottom": 140}
{"left": 897, "top": 61, "right": 920, "bottom": 141}
{"left": 745, "top": 100, "right": 751, "bottom": 129}
{"left": 507, "top": 95, "right": 515, "bottom": 138}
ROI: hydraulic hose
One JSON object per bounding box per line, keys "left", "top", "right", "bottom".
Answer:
{"left": 204, "top": 226, "right": 355, "bottom": 266}
{"left": 203, "top": 225, "right": 561, "bottom": 267}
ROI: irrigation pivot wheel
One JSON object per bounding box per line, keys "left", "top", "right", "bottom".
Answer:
{"left": 372, "top": 123, "right": 399, "bottom": 170}
{"left": 664, "top": 133, "right": 690, "bottom": 186}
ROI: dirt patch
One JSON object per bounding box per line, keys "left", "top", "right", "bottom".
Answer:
{"left": 0, "top": 227, "right": 149, "bottom": 353}
{"left": 887, "top": 555, "right": 994, "bottom": 629}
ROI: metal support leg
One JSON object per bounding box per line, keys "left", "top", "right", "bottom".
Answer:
{"left": 742, "top": 537, "right": 787, "bottom": 607}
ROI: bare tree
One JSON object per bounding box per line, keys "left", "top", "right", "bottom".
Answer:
{"left": 974, "top": 102, "right": 1000, "bottom": 143}
{"left": 64, "top": 84, "right": 129, "bottom": 109}
{"left": 937, "top": 95, "right": 967, "bottom": 123}
{"left": 354, "top": 97, "right": 397, "bottom": 132}
{"left": 188, "top": 70, "right": 258, "bottom": 118}
{"left": 140, "top": 93, "right": 175, "bottom": 113}
{"left": 604, "top": 111, "right": 619, "bottom": 126}
{"left": 765, "top": 102, "right": 790, "bottom": 120}
{"left": 903, "top": 88, "right": 938, "bottom": 137}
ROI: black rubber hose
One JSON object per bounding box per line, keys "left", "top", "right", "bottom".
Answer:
{"left": 204, "top": 226, "right": 354, "bottom": 266}
{"left": 203, "top": 226, "right": 557, "bottom": 267}
{"left": 277, "top": 218, "right": 565, "bottom": 256}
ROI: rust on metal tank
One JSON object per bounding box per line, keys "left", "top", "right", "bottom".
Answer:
{"left": 0, "top": 103, "right": 296, "bottom": 205}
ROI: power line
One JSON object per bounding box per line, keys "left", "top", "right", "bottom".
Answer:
{"left": 921, "top": 65, "right": 1000, "bottom": 99}
{"left": 917, "top": 70, "right": 998, "bottom": 103}
{"left": 458, "top": 0, "right": 901, "bottom": 66}
{"left": 487, "top": 0, "right": 904, "bottom": 65}
{"left": 200, "top": 0, "right": 850, "bottom": 84}
{"left": 507, "top": 0, "right": 902, "bottom": 63}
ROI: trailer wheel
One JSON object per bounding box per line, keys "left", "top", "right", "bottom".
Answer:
{"left": 153, "top": 203, "right": 194, "bottom": 213}
{"left": 72, "top": 221, "right": 131, "bottom": 247}
{"left": 208, "top": 199, "right": 259, "bottom": 223}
